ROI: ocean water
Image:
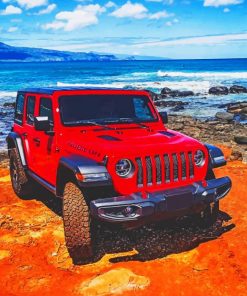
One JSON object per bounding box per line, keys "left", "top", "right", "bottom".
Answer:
{"left": 0, "top": 59, "right": 247, "bottom": 149}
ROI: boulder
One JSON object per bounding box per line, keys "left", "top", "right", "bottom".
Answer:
{"left": 160, "top": 88, "right": 194, "bottom": 97}
{"left": 229, "top": 85, "right": 247, "bottom": 94}
{"left": 171, "top": 105, "right": 185, "bottom": 112}
{"left": 154, "top": 100, "right": 188, "bottom": 109}
{"left": 234, "top": 136, "right": 247, "bottom": 145}
{"left": 227, "top": 102, "right": 247, "bottom": 114}
{"left": 178, "top": 90, "right": 194, "bottom": 97}
{"left": 209, "top": 86, "right": 229, "bottom": 95}
{"left": 3, "top": 102, "right": 15, "bottom": 108}
{"left": 215, "top": 112, "right": 234, "bottom": 121}
{"left": 240, "top": 107, "right": 247, "bottom": 114}
{"left": 161, "top": 87, "right": 172, "bottom": 96}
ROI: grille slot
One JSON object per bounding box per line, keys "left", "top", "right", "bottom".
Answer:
{"left": 180, "top": 152, "right": 187, "bottom": 180}
{"left": 145, "top": 156, "right": 153, "bottom": 184}
{"left": 136, "top": 152, "right": 194, "bottom": 187}
{"left": 136, "top": 157, "right": 143, "bottom": 186}
{"left": 172, "top": 153, "right": 178, "bottom": 181}
{"left": 164, "top": 154, "right": 170, "bottom": 183}
{"left": 188, "top": 152, "right": 194, "bottom": 178}
{"left": 154, "top": 155, "right": 162, "bottom": 183}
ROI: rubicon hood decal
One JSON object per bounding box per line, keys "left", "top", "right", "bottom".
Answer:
{"left": 67, "top": 142, "right": 101, "bottom": 158}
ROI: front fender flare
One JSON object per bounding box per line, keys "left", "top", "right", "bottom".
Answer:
{"left": 56, "top": 155, "right": 111, "bottom": 196}
{"left": 205, "top": 144, "right": 226, "bottom": 169}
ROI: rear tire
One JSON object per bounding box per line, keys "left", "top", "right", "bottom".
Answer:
{"left": 62, "top": 182, "right": 93, "bottom": 264}
{"left": 9, "top": 148, "right": 34, "bottom": 198}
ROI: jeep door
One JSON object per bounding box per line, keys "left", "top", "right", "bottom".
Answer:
{"left": 31, "top": 96, "right": 58, "bottom": 185}
{"left": 21, "top": 94, "right": 38, "bottom": 171}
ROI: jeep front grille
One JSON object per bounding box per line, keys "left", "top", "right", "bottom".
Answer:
{"left": 136, "top": 152, "right": 194, "bottom": 187}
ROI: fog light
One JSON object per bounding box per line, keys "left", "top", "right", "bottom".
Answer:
{"left": 122, "top": 206, "right": 135, "bottom": 217}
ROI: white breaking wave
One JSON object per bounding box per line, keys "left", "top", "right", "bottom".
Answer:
{"left": 57, "top": 82, "right": 126, "bottom": 88}
{"left": 0, "top": 91, "right": 17, "bottom": 98}
{"left": 157, "top": 70, "right": 247, "bottom": 79}
{"left": 57, "top": 80, "right": 211, "bottom": 93}
{"left": 131, "top": 71, "right": 155, "bottom": 77}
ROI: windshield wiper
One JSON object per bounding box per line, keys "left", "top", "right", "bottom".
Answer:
{"left": 106, "top": 118, "right": 150, "bottom": 130}
{"left": 66, "top": 120, "right": 116, "bottom": 130}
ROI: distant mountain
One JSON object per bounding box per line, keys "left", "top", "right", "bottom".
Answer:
{"left": 0, "top": 42, "right": 167, "bottom": 62}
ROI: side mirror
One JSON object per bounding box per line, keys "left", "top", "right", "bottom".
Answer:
{"left": 159, "top": 111, "right": 168, "bottom": 124}
{"left": 34, "top": 116, "right": 50, "bottom": 131}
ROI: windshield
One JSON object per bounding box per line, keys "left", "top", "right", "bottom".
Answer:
{"left": 59, "top": 94, "right": 158, "bottom": 126}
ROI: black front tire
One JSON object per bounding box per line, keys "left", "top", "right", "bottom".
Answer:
{"left": 198, "top": 201, "right": 219, "bottom": 228}
{"left": 9, "top": 148, "right": 34, "bottom": 198}
{"left": 62, "top": 182, "right": 93, "bottom": 264}
{"left": 196, "top": 168, "right": 219, "bottom": 227}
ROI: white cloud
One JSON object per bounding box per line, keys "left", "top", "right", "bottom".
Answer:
{"left": 223, "top": 7, "right": 230, "bottom": 11}
{"left": 105, "top": 1, "right": 116, "bottom": 8}
{"left": 0, "top": 5, "right": 22, "bottom": 15}
{"left": 133, "top": 33, "right": 247, "bottom": 48}
{"left": 111, "top": 1, "right": 174, "bottom": 20}
{"left": 149, "top": 11, "right": 172, "bottom": 19}
{"left": 8, "top": 26, "right": 18, "bottom": 32}
{"left": 111, "top": 1, "right": 148, "bottom": 19}
{"left": 165, "top": 21, "right": 172, "bottom": 26}
{"left": 43, "top": 4, "right": 105, "bottom": 31}
{"left": 16, "top": 0, "right": 48, "bottom": 9}
{"left": 204, "top": 0, "right": 243, "bottom": 7}
{"left": 145, "top": 0, "right": 174, "bottom": 3}
{"left": 35, "top": 3, "right": 56, "bottom": 15}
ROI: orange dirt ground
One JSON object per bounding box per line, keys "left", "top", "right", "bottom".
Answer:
{"left": 0, "top": 146, "right": 246, "bottom": 296}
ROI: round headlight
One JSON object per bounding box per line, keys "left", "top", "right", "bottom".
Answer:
{"left": 116, "top": 159, "right": 133, "bottom": 177}
{"left": 194, "top": 150, "right": 205, "bottom": 167}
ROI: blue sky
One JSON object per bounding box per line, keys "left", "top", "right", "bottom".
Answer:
{"left": 0, "top": 0, "right": 247, "bottom": 58}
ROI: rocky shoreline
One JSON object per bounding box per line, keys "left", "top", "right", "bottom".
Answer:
{"left": 0, "top": 114, "right": 246, "bottom": 168}
{"left": 167, "top": 115, "right": 247, "bottom": 164}
{"left": 0, "top": 85, "right": 247, "bottom": 167}
{"left": 151, "top": 85, "right": 247, "bottom": 122}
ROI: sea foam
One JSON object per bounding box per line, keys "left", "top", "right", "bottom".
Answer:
{"left": 157, "top": 70, "right": 247, "bottom": 79}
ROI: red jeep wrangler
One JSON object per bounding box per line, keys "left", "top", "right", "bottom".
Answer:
{"left": 7, "top": 87, "right": 231, "bottom": 263}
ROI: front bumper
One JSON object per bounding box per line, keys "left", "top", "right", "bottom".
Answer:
{"left": 90, "top": 176, "right": 232, "bottom": 223}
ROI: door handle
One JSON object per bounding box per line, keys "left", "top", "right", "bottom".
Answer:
{"left": 33, "top": 137, "right": 40, "bottom": 144}
{"left": 22, "top": 132, "right": 28, "bottom": 138}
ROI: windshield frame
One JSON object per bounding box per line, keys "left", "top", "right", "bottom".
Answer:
{"left": 58, "top": 93, "right": 159, "bottom": 127}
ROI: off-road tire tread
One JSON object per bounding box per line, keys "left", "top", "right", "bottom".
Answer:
{"left": 195, "top": 169, "right": 219, "bottom": 227}
{"left": 10, "top": 148, "right": 32, "bottom": 197}
{"left": 63, "top": 182, "right": 92, "bottom": 264}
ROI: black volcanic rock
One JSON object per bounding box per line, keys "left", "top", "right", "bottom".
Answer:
{"left": 161, "top": 87, "right": 173, "bottom": 96}
{"left": 178, "top": 90, "right": 194, "bottom": 97}
{"left": 3, "top": 102, "right": 15, "bottom": 108}
{"left": 161, "top": 88, "right": 194, "bottom": 97}
{"left": 155, "top": 100, "right": 188, "bottom": 109}
{"left": 229, "top": 85, "right": 247, "bottom": 94}
{"left": 209, "top": 86, "right": 229, "bottom": 95}
{"left": 234, "top": 136, "right": 247, "bottom": 145}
